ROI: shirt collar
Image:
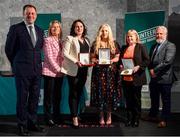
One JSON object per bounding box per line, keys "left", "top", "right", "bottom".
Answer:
{"left": 24, "top": 20, "right": 35, "bottom": 28}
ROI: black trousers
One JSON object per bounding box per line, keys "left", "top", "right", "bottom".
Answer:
{"left": 67, "top": 67, "right": 88, "bottom": 117}
{"left": 123, "top": 81, "right": 142, "bottom": 122}
{"left": 43, "top": 75, "right": 63, "bottom": 121}
{"left": 15, "top": 75, "right": 41, "bottom": 127}
{"left": 149, "top": 82, "right": 172, "bottom": 121}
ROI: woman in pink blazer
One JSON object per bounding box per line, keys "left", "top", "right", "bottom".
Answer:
{"left": 42, "top": 20, "right": 63, "bottom": 126}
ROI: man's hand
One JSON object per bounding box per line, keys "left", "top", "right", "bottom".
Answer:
{"left": 150, "top": 69, "right": 156, "bottom": 78}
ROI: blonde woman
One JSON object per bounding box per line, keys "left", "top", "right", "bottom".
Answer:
{"left": 120, "top": 29, "right": 149, "bottom": 127}
{"left": 42, "top": 20, "right": 64, "bottom": 126}
{"left": 90, "top": 24, "right": 121, "bottom": 125}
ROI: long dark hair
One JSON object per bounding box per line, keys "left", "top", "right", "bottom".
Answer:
{"left": 70, "top": 19, "right": 87, "bottom": 37}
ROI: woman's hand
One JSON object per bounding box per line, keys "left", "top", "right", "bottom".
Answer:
{"left": 133, "top": 65, "right": 140, "bottom": 73}
{"left": 120, "top": 65, "right": 124, "bottom": 71}
{"left": 111, "top": 54, "right": 120, "bottom": 63}
{"left": 76, "top": 61, "right": 82, "bottom": 67}
{"left": 91, "top": 58, "right": 98, "bottom": 64}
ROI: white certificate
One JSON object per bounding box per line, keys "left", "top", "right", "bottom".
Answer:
{"left": 79, "top": 53, "right": 90, "bottom": 65}
{"left": 121, "top": 59, "right": 134, "bottom": 75}
{"left": 98, "top": 48, "right": 110, "bottom": 65}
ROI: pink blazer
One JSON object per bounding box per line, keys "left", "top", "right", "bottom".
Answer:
{"left": 42, "top": 36, "right": 63, "bottom": 77}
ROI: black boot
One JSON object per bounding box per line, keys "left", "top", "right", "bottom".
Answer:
{"left": 131, "top": 120, "right": 139, "bottom": 127}
{"left": 27, "top": 121, "right": 46, "bottom": 132}
{"left": 125, "top": 111, "right": 132, "bottom": 127}
{"left": 46, "top": 119, "right": 55, "bottom": 127}
{"left": 131, "top": 116, "right": 139, "bottom": 127}
{"left": 18, "top": 125, "right": 30, "bottom": 136}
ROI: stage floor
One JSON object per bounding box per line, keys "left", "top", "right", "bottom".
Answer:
{"left": 0, "top": 108, "right": 180, "bottom": 136}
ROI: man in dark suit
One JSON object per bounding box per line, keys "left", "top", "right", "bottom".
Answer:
{"left": 5, "top": 4, "right": 44, "bottom": 135}
{"left": 148, "top": 26, "right": 176, "bottom": 128}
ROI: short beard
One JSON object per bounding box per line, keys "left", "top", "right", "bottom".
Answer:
{"left": 156, "top": 39, "right": 164, "bottom": 44}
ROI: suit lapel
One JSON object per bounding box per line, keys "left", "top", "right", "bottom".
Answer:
{"left": 22, "top": 22, "right": 32, "bottom": 44}
{"left": 151, "top": 41, "right": 167, "bottom": 61}
{"left": 73, "top": 37, "right": 91, "bottom": 53}
{"left": 51, "top": 37, "right": 60, "bottom": 51}
{"left": 156, "top": 40, "right": 167, "bottom": 55}
{"left": 22, "top": 22, "right": 38, "bottom": 48}
{"left": 34, "top": 26, "right": 39, "bottom": 47}
{"left": 150, "top": 44, "right": 158, "bottom": 61}
{"left": 73, "top": 37, "right": 80, "bottom": 53}
{"left": 134, "top": 44, "right": 138, "bottom": 58}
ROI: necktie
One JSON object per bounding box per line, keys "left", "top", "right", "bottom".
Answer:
{"left": 29, "top": 26, "right": 36, "bottom": 46}
{"left": 151, "top": 44, "right": 160, "bottom": 61}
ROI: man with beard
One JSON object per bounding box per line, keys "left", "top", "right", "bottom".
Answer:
{"left": 148, "top": 26, "right": 176, "bottom": 128}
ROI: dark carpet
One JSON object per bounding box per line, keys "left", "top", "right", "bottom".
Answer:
{"left": 0, "top": 107, "right": 180, "bottom": 136}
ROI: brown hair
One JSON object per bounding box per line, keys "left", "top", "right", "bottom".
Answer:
{"left": 23, "top": 4, "right": 37, "bottom": 13}
{"left": 70, "top": 19, "right": 87, "bottom": 37}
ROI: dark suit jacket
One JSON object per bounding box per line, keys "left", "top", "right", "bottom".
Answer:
{"left": 149, "top": 40, "right": 176, "bottom": 84}
{"left": 5, "top": 21, "right": 44, "bottom": 76}
{"left": 120, "top": 43, "right": 150, "bottom": 86}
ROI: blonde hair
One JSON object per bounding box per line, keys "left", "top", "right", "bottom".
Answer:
{"left": 125, "top": 29, "right": 141, "bottom": 45}
{"left": 48, "top": 20, "right": 62, "bottom": 39}
{"left": 94, "top": 24, "right": 116, "bottom": 54}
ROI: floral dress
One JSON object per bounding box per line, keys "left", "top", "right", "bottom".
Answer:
{"left": 90, "top": 41, "right": 121, "bottom": 111}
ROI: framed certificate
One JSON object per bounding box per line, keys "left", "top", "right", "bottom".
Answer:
{"left": 79, "top": 53, "right": 90, "bottom": 65}
{"left": 98, "top": 48, "right": 110, "bottom": 65}
{"left": 121, "top": 59, "right": 134, "bottom": 75}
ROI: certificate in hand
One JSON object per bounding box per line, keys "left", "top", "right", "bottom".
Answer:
{"left": 79, "top": 53, "right": 90, "bottom": 65}
{"left": 79, "top": 53, "right": 95, "bottom": 67}
{"left": 121, "top": 59, "right": 134, "bottom": 75}
{"left": 98, "top": 48, "right": 110, "bottom": 65}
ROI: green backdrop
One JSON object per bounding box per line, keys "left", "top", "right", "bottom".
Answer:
{"left": 124, "top": 10, "right": 165, "bottom": 52}
{"left": 124, "top": 10, "right": 165, "bottom": 83}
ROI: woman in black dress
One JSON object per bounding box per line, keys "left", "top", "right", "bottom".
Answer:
{"left": 90, "top": 24, "right": 121, "bottom": 125}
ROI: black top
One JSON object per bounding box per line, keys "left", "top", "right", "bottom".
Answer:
{"left": 79, "top": 40, "right": 89, "bottom": 53}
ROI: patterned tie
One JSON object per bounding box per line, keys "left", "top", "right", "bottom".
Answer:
{"left": 29, "top": 26, "right": 36, "bottom": 46}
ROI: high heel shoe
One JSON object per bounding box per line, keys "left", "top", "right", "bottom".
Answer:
{"left": 99, "top": 112, "right": 105, "bottom": 125}
{"left": 99, "top": 118, "right": 105, "bottom": 125}
{"left": 46, "top": 119, "right": 55, "bottom": 127}
{"left": 106, "top": 112, "right": 112, "bottom": 125}
{"left": 157, "top": 121, "right": 167, "bottom": 128}
{"left": 106, "top": 119, "right": 112, "bottom": 125}
{"left": 125, "top": 120, "right": 131, "bottom": 127}
{"left": 72, "top": 117, "right": 79, "bottom": 128}
{"left": 131, "top": 120, "right": 139, "bottom": 127}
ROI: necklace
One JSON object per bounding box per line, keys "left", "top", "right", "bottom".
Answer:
{"left": 100, "top": 41, "right": 108, "bottom": 48}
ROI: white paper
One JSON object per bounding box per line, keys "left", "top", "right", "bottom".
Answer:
{"left": 79, "top": 53, "right": 90, "bottom": 65}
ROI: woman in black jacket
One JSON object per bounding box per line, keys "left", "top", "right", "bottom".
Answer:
{"left": 120, "top": 29, "right": 150, "bottom": 127}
